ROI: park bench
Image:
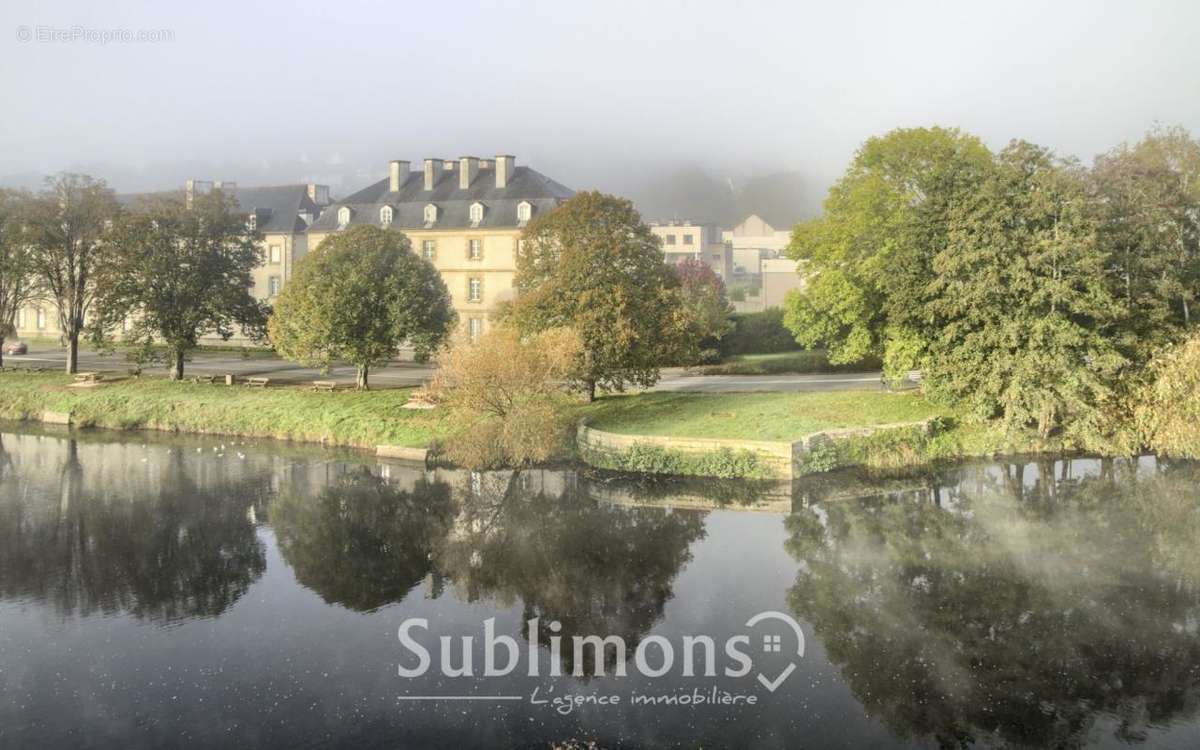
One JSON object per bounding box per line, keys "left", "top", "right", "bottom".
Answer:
{"left": 73, "top": 372, "right": 102, "bottom": 384}
{"left": 245, "top": 376, "right": 270, "bottom": 388}
{"left": 312, "top": 380, "right": 338, "bottom": 392}
{"left": 192, "top": 374, "right": 216, "bottom": 384}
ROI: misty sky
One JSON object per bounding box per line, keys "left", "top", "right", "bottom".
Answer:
{"left": 2, "top": 0, "right": 1198, "bottom": 217}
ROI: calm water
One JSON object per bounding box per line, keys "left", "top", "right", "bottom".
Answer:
{"left": 2, "top": 427, "right": 1200, "bottom": 749}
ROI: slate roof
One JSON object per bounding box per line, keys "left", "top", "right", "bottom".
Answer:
{"left": 118, "top": 185, "right": 323, "bottom": 234}
{"left": 307, "top": 165, "right": 574, "bottom": 233}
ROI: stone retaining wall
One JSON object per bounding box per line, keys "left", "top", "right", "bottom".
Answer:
{"left": 577, "top": 417, "right": 940, "bottom": 480}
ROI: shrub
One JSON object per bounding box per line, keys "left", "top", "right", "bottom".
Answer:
{"left": 720, "top": 308, "right": 802, "bottom": 356}
{"left": 431, "top": 326, "right": 583, "bottom": 469}
{"left": 585, "top": 443, "right": 767, "bottom": 479}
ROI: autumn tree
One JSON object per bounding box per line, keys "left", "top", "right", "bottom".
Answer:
{"left": 93, "top": 190, "right": 268, "bottom": 380}
{"left": 268, "top": 225, "right": 455, "bottom": 389}
{"left": 0, "top": 189, "right": 36, "bottom": 368}
{"left": 430, "top": 326, "right": 583, "bottom": 468}
{"left": 508, "top": 191, "right": 693, "bottom": 400}
{"left": 926, "top": 141, "right": 1125, "bottom": 441}
{"left": 24, "top": 174, "right": 120, "bottom": 373}
{"left": 783, "top": 127, "right": 993, "bottom": 366}
{"left": 673, "top": 257, "right": 733, "bottom": 360}
{"left": 1090, "top": 125, "right": 1200, "bottom": 362}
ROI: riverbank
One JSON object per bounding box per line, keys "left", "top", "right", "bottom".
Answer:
{"left": 0, "top": 371, "right": 1071, "bottom": 476}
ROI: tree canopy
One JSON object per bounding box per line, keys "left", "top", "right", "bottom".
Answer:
{"left": 508, "top": 191, "right": 694, "bottom": 399}
{"left": 24, "top": 173, "right": 121, "bottom": 373}
{"left": 267, "top": 225, "right": 455, "bottom": 389}
{"left": 94, "top": 190, "right": 268, "bottom": 379}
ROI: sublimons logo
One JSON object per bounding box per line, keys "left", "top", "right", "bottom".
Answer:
{"left": 398, "top": 610, "right": 806, "bottom": 693}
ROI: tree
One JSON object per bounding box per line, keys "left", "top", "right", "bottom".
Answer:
{"left": 1090, "top": 125, "right": 1200, "bottom": 363}
{"left": 783, "top": 127, "right": 993, "bottom": 365}
{"left": 673, "top": 257, "right": 733, "bottom": 360}
{"left": 24, "top": 174, "right": 120, "bottom": 373}
{"left": 926, "top": 141, "right": 1125, "bottom": 441}
{"left": 1141, "top": 332, "right": 1200, "bottom": 458}
{"left": 0, "top": 189, "right": 36, "bottom": 368}
{"left": 430, "top": 326, "right": 583, "bottom": 468}
{"left": 267, "top": 225, "right": 455, "bottom": 389}
{"left": 92, "top": 190, "right": 268, "bottom": 380}
{"left": 508, "top": 191, "right": 694, "bottom": 400}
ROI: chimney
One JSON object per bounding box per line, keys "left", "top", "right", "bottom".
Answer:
{"left": 495, "top": 155, "right": 515, "bottom": 189}
{"left": 459, "top": 157, "right": 479, "bottom": 189}
{"left": 389, "top": 160, "right": 409, "bottom": 192}
{"left": 185, "top": 179, "right": 212, "bottom": 209}
{"left": 306, "top": 184, "right": 330, "bottom": 206}
{"left": 423, "top": 159, "right": 444, "bottom": 191}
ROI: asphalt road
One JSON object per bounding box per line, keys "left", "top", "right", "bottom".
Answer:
{"left": 3, "top": 345, "right": 884, "bottom": 393}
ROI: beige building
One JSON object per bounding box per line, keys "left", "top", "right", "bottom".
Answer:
{"left": 306, "top": 155, "right": 573, "bottom": 339}
{"left": 761, "top": 257, "right": 806, "bottom": 309}
{"left": 13, "top": 180, "right": 331, "bottom": 342}
{"left": 722, "top": 213, "right": 793, "bottom": 276}
{"left": 649, "top": 220, "right": 733, "bottom": 279}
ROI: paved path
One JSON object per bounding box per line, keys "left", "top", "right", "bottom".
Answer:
{"left": 4, "top": 346, "right": 882, "bottom": 393}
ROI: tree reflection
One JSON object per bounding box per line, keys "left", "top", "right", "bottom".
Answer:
{"left": 786, "top": 458, "right": 1200, "bottom": 747}
{"left": 271, "top": 467, "right": 456, "bottom": 612}
{"left": 436, "top": 471, "right": 708, "bottom": 675}
{"left": 0, "top": 438, "right": 268, "bottom": 623}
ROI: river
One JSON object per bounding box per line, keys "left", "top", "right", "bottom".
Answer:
{"left": 1, "top": 425, "right": 1198, "bottom": 748}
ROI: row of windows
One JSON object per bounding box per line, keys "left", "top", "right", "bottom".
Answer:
{"left": 662, "top": 234, "right": 695, "bottom": 245}
{"left": 15, "top": 308, "right": 47, "bottom": 329}
{"left": 415, "top": 239, "right": 484, "bottom": 261}
{"left": 341, "top": 201, "right": 534, "bottom": 229}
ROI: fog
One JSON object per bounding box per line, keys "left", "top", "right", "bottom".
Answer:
{"left": 2, "top": 0, "right": 1197, "bottom": 223}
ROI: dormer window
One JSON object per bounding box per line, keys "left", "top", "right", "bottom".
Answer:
{"left": 337, "top": 206, "right": 351, "bottom": 228}
{"left": 247, "top": 213, "right": 257, "bottom": 231}
{"left": 517, "top": 201, "right": 533, "bottom": 224}
{"left": 423, "top": 203, "right": 438, "bottom": 227}
{"left": 469, "top": 202, "right": 485, "bottom": 227}
{"left": 380, "top": 205, "right": 393, "bottom": 226}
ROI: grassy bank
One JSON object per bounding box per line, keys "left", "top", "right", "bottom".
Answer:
{"left": 0, "top": 372, "right": 1072, "bottom": 476}
{"left": 691, "top": 351, "right": 882, "bottom": 376}
{"left": 582, "top": 390, "right": 941, "bottom": 442}
{"left": 0, "top": 371, "right": 445, "bottom": 449}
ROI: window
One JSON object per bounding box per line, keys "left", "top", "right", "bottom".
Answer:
{"left": 517, "top": 201, "right": 532, "bottom": 223}
{"left": 268, "top": 276, "right": 281, "bottom": 297}
{"left": 664, "top": 234, "right": 676, "bottom": 245}
{"left": 683, "top": 234, "right": 694, "bottom": 245}
{"left": 36, "top": 308, "right": 46, "bottom": 330}
{"left": 247, "top": 214, "right": 257, "bottom": 231}
{"left": 337, "top": 207, "right": 351, "bottom": 228}
{"left": 467, "top": 277, "right": 482, "bottom": 302}
{"left": 469, "top": 202, "right": 484, "bottom": 226}
{"left": 468, "top": 317, "right": 483, "bottom": 341}
{"left": 422, "top": 239, "right": 437, "bottom": 260}
{"left": 423, "top": 204, "right": 438, "bottom": 225}
{"left": 380, "top": 206, "right": 393, "bottom": 226}
{"left": 269, "top": 244, "right": 281, "bottom": 264}
{"left": 468, "top": 238, "right": 482, "bottom": 260}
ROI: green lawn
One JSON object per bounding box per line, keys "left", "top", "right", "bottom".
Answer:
{"left": 581, "top": 390, "right": 943, "bottom": 442}
{"left": 0, "top": 371, "right": 445, "bottom": 449}
{"left": 693, "top": 351, "right": 882, "bottom": 376}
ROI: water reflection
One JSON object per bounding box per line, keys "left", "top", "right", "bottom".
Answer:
{"left": 786, "top": 457, "right": 1200, "bottom": 747}
{"left": 0, "top": 432, "right": 269, "bottom": 623}
{"left": 2, "top": 427, "right": 1200, "bottom": 748}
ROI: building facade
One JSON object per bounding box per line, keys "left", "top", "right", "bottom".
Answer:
{"left": 648, "top": 220, "right": 733, "bottom": 279}
{"left": 722, "top": 213, "right": 793, "bottom": 275}
{"left": 306, "top": 155, "right": 573, "bottom": 339}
